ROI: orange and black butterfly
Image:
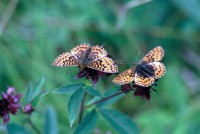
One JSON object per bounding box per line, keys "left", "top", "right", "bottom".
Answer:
{"left": 52, "top": 43, "right": 118, "bottom": 73}
{"left": 112, "top": 46, "right": 166, "bottom": 87}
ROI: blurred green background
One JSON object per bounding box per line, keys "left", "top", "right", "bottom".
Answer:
{"left": 1, "top": 0, "right": 200, "bottom": 133}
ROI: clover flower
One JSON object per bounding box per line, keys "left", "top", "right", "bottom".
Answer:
{"left": 23, "top": 104, "right": 34, "bottom": 115}
{"left": 120, "top": 82, "right": 157, "bottom": 100}
{"left": 0, "top": 87, "right": 21, "bottom": 124}
{"left": 75, "top": 67, "right": 112, "bottom": 88}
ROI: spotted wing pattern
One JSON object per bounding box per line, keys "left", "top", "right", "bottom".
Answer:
{"left": 112, "top": 46, "right": 165, "bottom": 87}
{"left": 88, "top": 45, "right": 107, "bottom": 61}
{"left": 141, "top": 46, "right": 164, "bottom": 62}
{"left": 71, "top": 43, "right": 90, "bottom": 61}
{"left": 134, "top": 72, "right": 155, "bottom": 87}
{"left": 52, "top": 52, "right": 79, "bottom": 67}
{"left": 87, "top": 57, "right": 118, "bottom": 73}
{"left": 112, "top": 68, "right": 135, "bottom": 85}
{"left": 148, "top": 62, "right": 166, "bottom": 79}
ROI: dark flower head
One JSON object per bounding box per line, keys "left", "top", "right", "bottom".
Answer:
{"left": 0, "top": 87, "right": 21, "bottom": 125}
{"left": 119, "top": 82, "right": 158, "bottom": 100}
{"left": 120, "top": 84, "right": 132, "bottom": 93}
{"left": 75, "top": 67, "right": 112, "bottom": 88}
{"left": 23, "top": 104, "right": 34, "bottom": 115}
{"left": 133, "top": 84, "right": 157, "bottom": 100}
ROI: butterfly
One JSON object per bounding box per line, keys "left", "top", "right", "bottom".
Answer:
{"left": 52, "top": 43, "right": 118, "bottom": 73}
{"left": 112, "top": 46, "right": 166, "bottom": 87}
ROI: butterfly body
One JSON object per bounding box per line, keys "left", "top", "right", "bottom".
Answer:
{"left": 135, "top": 62, "right": 155, "bottom": 78}
{"left": 113, "top": 46, "right": 166, "bottom": 87}
{"left": 52, "top": 43, "right": 118, "bottom": 73}
{"left": 78, "top": 48, "right": 91, "bottom": 71}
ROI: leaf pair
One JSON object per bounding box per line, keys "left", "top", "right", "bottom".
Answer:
{"left": 74, "top": 109, "right": 139, "bottom": 134}
{"left": 25, "top": 77, "right": 48, "bottom": 106}
{"left": 54, "top": 84, "right": 139, "bottom": 134}
{"left": 53, "top": 84, "right": 123, "bottom": 126}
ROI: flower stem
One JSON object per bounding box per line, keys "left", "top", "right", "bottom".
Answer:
{"left": 85, "top": 91, "right": 124, "bottom": 108}
{"left": 28, "top": 117, "right": 42, "bottom": 134}
{"left": 78, "top": 91, "right": 87, "bottom": 123}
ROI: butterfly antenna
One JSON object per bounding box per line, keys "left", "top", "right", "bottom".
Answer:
{"left": 117, "top": 62, "right": 134, "bottom": 65}
{"left": 136, "top": 51, "right": 141, "bottom": 62}
{"left": 115, "top": 59, "right": 134, "bottom": 65}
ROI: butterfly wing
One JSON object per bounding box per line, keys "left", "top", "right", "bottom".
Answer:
{"left": 71, "top": 43, "right": 90, "bottom": 61}
{"left": 134, "top": 72, "right": 155, "bottom": 87}
{"left": 112, "top": 68, "right": 135, "bottom": 85}
{"left": 52, "top": 52, "right": 79, "bottom": 67}
{"left": 87, "top": 45, "right": 107, "bottom": 61}
{"left": 141, "top": 46, "right": 164, "bottom": 62}
{"left": 87, "top": 57, "right": 118, "bottom": 73}
{"left": 148, "top": 62, "right": 166, "bottom": 79}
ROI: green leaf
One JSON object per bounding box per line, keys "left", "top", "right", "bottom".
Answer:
{"left": 7, "top": 123, "right": 31, "bottom": 134}
{"left": 97, "top": 88, "right": 124, "bottom": 108}
{"left": 68, "top": 89, "right": 85, "bottom": 127}
{"left": 74, "top": 109, "right": 98, "bottom": 134}
{"left": 25, "top": 77, "right": 45, "bottom": 103}
{"left": 85, "top": 96, "right": 100, "bottom": 106}
{"left": 25, "top": 82, "right": 33, "bottom": 103}
{"left": 31, "top": 77, "right": 45, "bottom": 99}
{"left": 32, "top": 91, "right": 49, "bottom": 107}
{"left": 44, "top": 106, "right": 58, "bottom": 134}
{"left": 84, "top": 86, "right": 101, "bottom": 96}
{"left": 100, "top": 109, "right": 139, "bottom": 134}
{"left": 52, "top": 83, "right": 84, "bottom": 94}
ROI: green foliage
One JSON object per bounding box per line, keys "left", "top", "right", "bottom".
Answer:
{"left": 100, "top": 109, "right": 139, "bottom": 134}
{"left": 7, "top": 123, "right": 31, "bottom": 134}
{"left": 25, "top": 77, "right": 47, "bottom": 107}
{"left": 97, "top": 88, "right": 124, "bottom": 108}
{"left": 44, "top": 106, "right": 58, "bottom": 134}
{"left": 68, "top": 88, "right": 85, "bottom": 127}
{"left": 74, "top": 109, "right": 98, "bottom": 134}
{"left": 25, "top": 77, "right": 45, "bottom": 104}
{"left": 84, "top": 86, "right": 101, "bottom": 97}
{"left": 52, "top": 83, "right": 84, "bottom": 94}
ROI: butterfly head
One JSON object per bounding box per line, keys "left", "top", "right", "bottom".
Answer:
{"left": 79, "top": 63, "right": 87, "bottom": 71}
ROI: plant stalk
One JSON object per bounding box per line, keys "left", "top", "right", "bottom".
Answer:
{"left": 85, "top": 91, "right": 124, "bottom": 108}
{"left": 28, "top": 117, "right": 42, "bottom": 134}
{"left": 78, "top": 91, "right": 87, "bottom": 123}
